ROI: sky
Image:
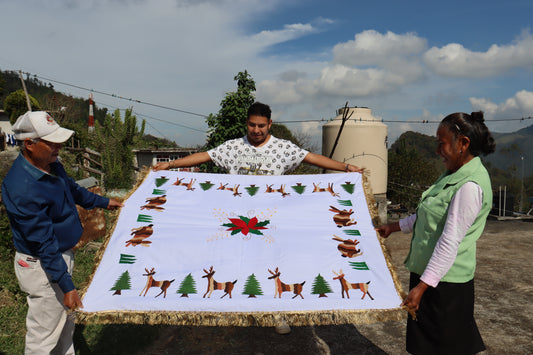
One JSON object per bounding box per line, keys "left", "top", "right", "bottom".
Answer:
{"left": 1, "top": 0, "right": 532, "bottom": 150}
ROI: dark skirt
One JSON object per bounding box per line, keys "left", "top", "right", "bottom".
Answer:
{"left": 406, "top": 273, "right": 485, "bottom": 355}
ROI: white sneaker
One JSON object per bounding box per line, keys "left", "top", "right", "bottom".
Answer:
{"left": 274, "top": 320, "right": 291, "bottom": 334}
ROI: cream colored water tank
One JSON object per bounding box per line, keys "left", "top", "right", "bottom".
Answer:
{"left": 322, "top": 106, "right": 388, "bottom": 195}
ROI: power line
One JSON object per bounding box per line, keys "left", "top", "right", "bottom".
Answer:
{"left": 19, "top": 70, "right": 533, "bottom": 128}
{"left": 281, "top": 117, "right": 533, "bottom": 124}
{"left": 21, "top": 71, "right": 209, "bottom": 119}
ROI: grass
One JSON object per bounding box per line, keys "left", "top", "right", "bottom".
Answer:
{"left": 0, "top": 210, "right": 163, "bottom": 355}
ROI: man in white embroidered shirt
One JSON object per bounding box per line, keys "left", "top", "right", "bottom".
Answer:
{"left": 153, "top": 102, "right": 364, "bottom": 175}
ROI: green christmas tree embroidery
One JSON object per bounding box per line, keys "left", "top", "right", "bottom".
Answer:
{"left": 152, "top": 189, "right": 166, "bottom": 195}
{"left": 311, "top": 273, "right": 333, "bottom": 298}
{"left": 341, "top": 182, "right": 355, "bottom": 194}
{"left": 177, "top": 273, "right": 197, "bottom": 297}
{"left": 245, "top": 184, "right": 260, "bottom": 196}
{"left": 119, "top": 254, "right": 136, "bottom": 264}
{"left": 291, "top": 182, "right": 306, "bottom": 194}
{"left": 337, "top": 199, "right": 352, "bottom": 206}
{"left": 155, "top": 177, "right": 169, "bottom": 187}
{"left": 200, "top": 181, "right": 215, "bottom": 191}
{"left": 349, "top": 261, "right": 370, "bottom": 270}
{"left": 242, "top": 273, "right": 264, "bottom": 298}
{"left": 343, "top": 229, "right": 361, "bottom": 236}
{"left": 110, "top": 271, "right": 131, "bottom": 295}
{"left": 137, "top": 214, "right": 153, "bottom": 223}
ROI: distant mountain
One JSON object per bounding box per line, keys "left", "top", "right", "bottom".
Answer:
{"left": 486, "top": 125, "right": 533, "bottom": 176}
{"left": 389, "top": 131, "right": 439, "bottom": 161}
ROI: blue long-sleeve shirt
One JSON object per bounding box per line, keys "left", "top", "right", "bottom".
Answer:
{"left": 2, "top": 154, "right": 109, "bottom": 293}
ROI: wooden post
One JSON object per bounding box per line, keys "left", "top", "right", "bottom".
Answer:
{"left": 18, "top": 71, "right": 32, "bottom": 111}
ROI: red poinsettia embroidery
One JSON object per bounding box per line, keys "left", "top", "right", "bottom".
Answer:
{"left": 223, "top": 216, "right": 270, "bottom": 236}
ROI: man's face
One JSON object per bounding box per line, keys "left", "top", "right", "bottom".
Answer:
{"left": 246, "top": 115, "right": 272, "bottom": 147}
{"left": 26, "top": 139, "right": 62, "bottom": 169}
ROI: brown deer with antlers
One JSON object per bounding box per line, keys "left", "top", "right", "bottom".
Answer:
{"left": 139, "top": 267, "right": 175, "bottom": 298}
{"left": 173, "top": 177, "right": 196, "bottom": 191}
{"left": 140, "top": 195, "right": 167, "bottom": 211}
{"left": 329, "top": 206, "right": 357, "bottom": 228}
{"left": 202, "top": 266, "right": 237, "bottom": 298}
{"left": 265, "top": 184, "right": 290, "bottom": 198}
{"left": 312, "top": 182, "right": 340, "bottom": 197}
{"left": 332, "top": 270, "right": 373, "bottom": 300}
{"left": 268, "top": 267, "right": 306, "bottom": 299}
{"left": 332, "top": 235, "right": 363, "bottom": 258}
{"left": 217, "top": 183, "right": 242, "bottom": 197}
{"left": 126, "top": 224, "right": 154, "bottom": 247}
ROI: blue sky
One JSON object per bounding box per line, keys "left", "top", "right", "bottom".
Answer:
{"left": 1, "top": 0, "right": 532, "bottom": 149}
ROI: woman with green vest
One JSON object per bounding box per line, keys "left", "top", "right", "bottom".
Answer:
{"left": 376, "top": 111, "right": 495, "bottom": 354}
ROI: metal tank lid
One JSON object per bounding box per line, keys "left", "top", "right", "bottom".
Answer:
{"left": 324, "top": 106, "right": 386, "bottom": 126}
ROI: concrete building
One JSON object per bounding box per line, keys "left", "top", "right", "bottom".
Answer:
{"left": 133, "top": 148, "right": 200, "bottom": 171}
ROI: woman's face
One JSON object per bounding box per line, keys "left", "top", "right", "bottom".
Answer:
{"left": 436, "top": 125, "right": 463, "bottom": 172}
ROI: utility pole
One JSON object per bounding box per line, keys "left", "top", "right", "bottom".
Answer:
{"left": 520, "top": 156, "right": 524, "bottom": 213}
{"left": 18, "top": 70, "right": 32, "bottom": 111}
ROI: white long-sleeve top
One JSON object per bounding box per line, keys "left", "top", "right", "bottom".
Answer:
{"left": 399, "top": 181, "right": 483, "bottom": 287}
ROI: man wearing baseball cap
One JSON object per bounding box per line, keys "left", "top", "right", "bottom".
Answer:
{"left": 2, "top": 111, "right": 123, "bottom": 354}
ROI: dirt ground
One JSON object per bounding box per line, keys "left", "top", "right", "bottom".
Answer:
{"left": 137, "top": 218, "right": 533, "bottom": 355}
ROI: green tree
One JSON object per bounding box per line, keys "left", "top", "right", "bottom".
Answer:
{"left": 0, "top": 71, "right": 5, "bottom": 98}
{"left": 177, "top": 273, "right": 197, "bottom": 297}
{"left": 387, "top": 136, "right": 442, "bottom": 210}
{"left": 242, "top": 273, "right": 263, "bottom": 298}
{"left": 94, "top": 108, "right": 145, "bottom": 189}
{"left": 311, "top": 273, "right": 333, "bottom": 297}
{"left": 3, "top": 89, "right": 41, "bottom": 124}
{"left": 110, "top": 271, "right": 131, "bottom": 295}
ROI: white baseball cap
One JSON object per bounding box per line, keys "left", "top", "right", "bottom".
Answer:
{"left": 13, "top": 111, "right": 74, "bottom": 143}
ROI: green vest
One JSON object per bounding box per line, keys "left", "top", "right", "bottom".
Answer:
{"left": 404, "top": 157, "right": 492, "bottom": 283}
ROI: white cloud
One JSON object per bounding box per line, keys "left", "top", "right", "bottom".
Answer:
{"left": 332, "top": 30, "right": 427, "bottom": 67}
{"left": 424, "top": 30, "right": 533, "bottom": 78}
{"left": 316, "top": 64, "right": 421, "bottom": 97}
{"left": 257, "top": 30, "right": 427, "bottom": 105}
{"left": 470, "top": 90, "right": 533, "bottom": 122}
{"left": 250, "top": 23, "right": 317, "bottom": 47}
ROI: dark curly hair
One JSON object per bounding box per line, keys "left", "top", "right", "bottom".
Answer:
{"left": 247, "top": 102, "right": 271, "bottom": 120}
{"left": 440, "top": 111, "right": 496, "bottom": 156}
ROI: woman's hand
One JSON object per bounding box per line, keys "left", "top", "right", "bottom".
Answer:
{"left": 401, "top": 281, "right": 429, "bottom": 317}
{"left": 375, "top": 222, "right": 400, "bottom": 238}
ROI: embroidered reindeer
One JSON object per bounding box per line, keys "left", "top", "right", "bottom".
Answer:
{"left": 312, "top": 182, "right": 340, "bottom": 197}
{"left": 140, "top": 195, "right": 167, "bottom": 211}
{"left": 202, "top": 266, "right": 237, "bottom": 298}
{"left": 126, "top": 224, "right": 154, "bottom": 247}
{"left": 268, "top": 267, "right": 305, "bottom": 299}
{"left": 217, "top": 183, "right": 242, "bottom": 197}
{"left": 139, "top": 267, "right": 175, "bottom": 298}
{"left": 329, "top": 206, "right": 357, "bottom": 227}
{"left": 265, "top": 184, "right": 290, "bottom": 198}
{"left": 332, "top": 270, "right": 373, "bottom": 300}
{"left": 332, "top": 235, "right": 363, "bottom": 258}
{"left": 173, "top": 177, "right": 196, "bottom": 191}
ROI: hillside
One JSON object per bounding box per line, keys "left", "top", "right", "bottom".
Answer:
{"left": 486, "top": 125, "right": 533, "bottom": 176}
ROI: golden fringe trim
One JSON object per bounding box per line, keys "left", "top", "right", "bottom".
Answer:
{"left": 362, "top": 173, "right": 407, "bottom": 302}
{"left": 77, "top": 170, "right": 407, "bottom": 325}
{"left": 76, "top": 307, "right": 405, "bottom": 327}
